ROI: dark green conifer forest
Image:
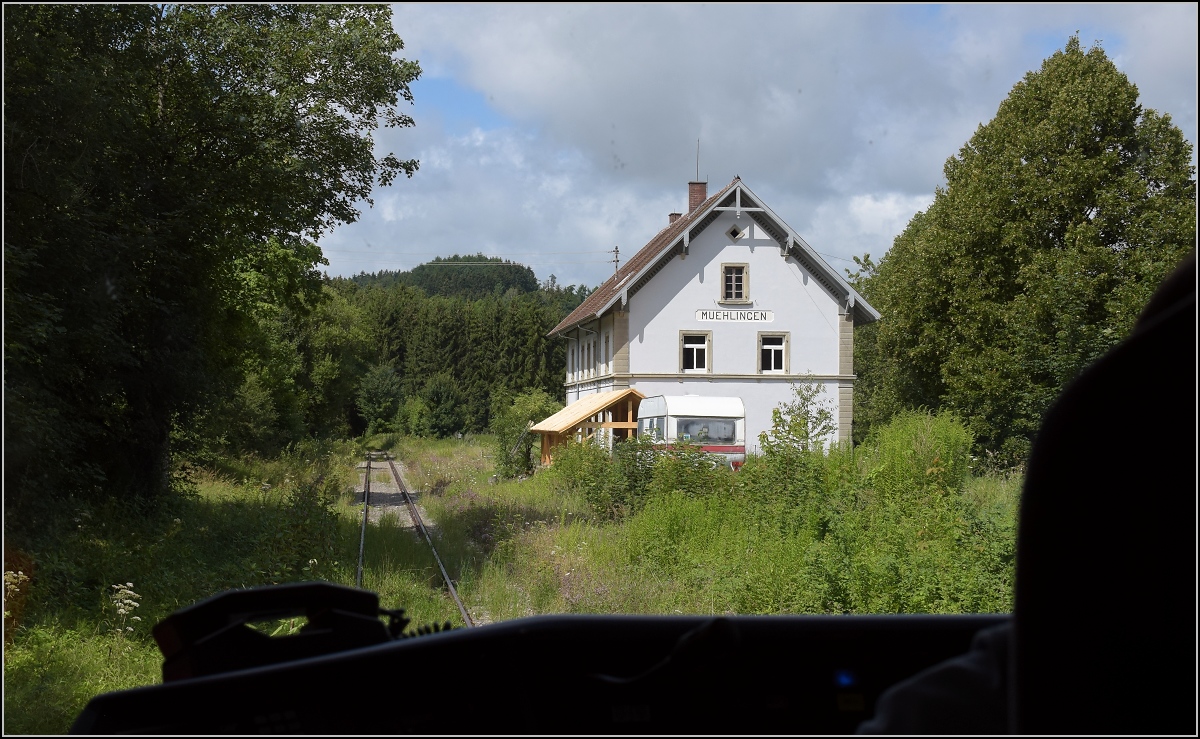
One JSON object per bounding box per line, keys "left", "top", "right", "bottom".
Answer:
{"left": 351, "top": 253, "right": 545, "bottom": 299}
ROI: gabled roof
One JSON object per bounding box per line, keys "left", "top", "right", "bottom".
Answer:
{"left": 530, "top": 387, "right": 645, "bottom": 434}
{"left": 551, "top": 177, "right": 880, "bottom": 336}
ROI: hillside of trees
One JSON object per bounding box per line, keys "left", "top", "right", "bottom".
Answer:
{"left": 351, "top": 253, "right": 544, "bottom": 299}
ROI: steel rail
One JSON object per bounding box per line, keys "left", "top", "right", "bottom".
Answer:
{"left": 385, "top": 457, "right": 475, "bottom": 628}
{"left": 355, "top": 456, "right": 372, "bottom": 589}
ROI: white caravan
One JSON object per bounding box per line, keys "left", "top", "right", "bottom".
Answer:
{"left": 636, "top": 395, "right": 747, "bottom": 469}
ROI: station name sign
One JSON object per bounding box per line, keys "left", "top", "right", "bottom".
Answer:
{"left": 696, "top": 309, "right": 774, "bottom": 322}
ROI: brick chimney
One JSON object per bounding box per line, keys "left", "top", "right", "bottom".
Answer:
{"left": 668, "top": 212, "right": 682, "bottom": 224}
{"left": 688, "top": 181, "right": 707, "bottom": 213}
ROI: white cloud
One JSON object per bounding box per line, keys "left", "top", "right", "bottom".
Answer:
{"left": 318, "top": 4, "right": 1197, "bottom": 288}
{"left": 805, "top": 193, "right": 936, "bottom": 266}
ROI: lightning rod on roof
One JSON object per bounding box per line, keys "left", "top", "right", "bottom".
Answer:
{"left": 696, "top": 139, "right": 700, "bottom": 181}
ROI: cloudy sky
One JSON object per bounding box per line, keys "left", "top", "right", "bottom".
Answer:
{"left": 317, "top": 3, "right": 1198, "bottom": 288}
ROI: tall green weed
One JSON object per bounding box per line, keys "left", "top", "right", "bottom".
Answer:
{"left": 549, "top": 437, "right": 732, "bottom": 519}
{"left": 362, "top": 421, "right": 1018, "bottom": 625}
{"left": 534, "top": 409, "right": 1014, "bottom": 616}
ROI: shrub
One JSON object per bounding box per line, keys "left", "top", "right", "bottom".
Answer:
{"left": 547, "top": 440, "right": 620, "bottom": 517}
{"left": 396, "top": 396, "right": 432, "bottom": 437}
{"left": 862, "top": 409, "right": 974, "bottom": 500}
{"left": 356, "top": 364, "right": 403, "bottom": 435}
{"left": 490, "top": 389, "right": 562, "bottom": 478}
{"left": 758, "top": 379, "right": 838, "bottom": 455}
{"left": 742, "top": 379, "right": 843, "bottom": 534}
{"left": 832, "top": 410, "right": 987, "bottom": 613}
{"left": 610, "top": 435, "right": 658, "bottom": 511}
{"left": 420, "top": 372, "right": 463, "bottom": 438}
{"left": 643, "top": 443, "right": 731, "bottom": 504}
{"left": 546, "top": 436, "right": 732, "bottom": 520}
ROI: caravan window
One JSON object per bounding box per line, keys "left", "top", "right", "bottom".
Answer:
{"left": 676, "top": 417, "right": 737, "bottom": 444}
{"left": 638, "top": 416, "right": 665, "bottom": 440}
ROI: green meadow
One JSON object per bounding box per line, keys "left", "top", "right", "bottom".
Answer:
{"left": 4, "top": 412, "right": 1019, "bottom": 734}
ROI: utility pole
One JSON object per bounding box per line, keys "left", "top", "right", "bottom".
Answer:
{"left": 611, "top": 245, "right": 620, "bottom": 273}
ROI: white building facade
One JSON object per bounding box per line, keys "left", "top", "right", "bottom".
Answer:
{"left": 552, "top": 177, "right": 880, "bottom": 449}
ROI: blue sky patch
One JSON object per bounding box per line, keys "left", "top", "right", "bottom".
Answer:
{"left": 411, "top": 76, "right": 510, "bottom": 134}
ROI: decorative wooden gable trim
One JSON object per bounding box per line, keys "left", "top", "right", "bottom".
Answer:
{"left": 550, "top": 177, "right": 880, "bottom": 337}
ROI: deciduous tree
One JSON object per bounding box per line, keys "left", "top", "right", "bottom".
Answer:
{"left": 4, "top": 5, "right": 420, "bottom": 505}
{"left": 857, "top": 37, "right": 1195, "bottom": 462}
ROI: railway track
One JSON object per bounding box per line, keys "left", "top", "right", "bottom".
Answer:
{"left": 357, "top": 451, "right": 475, "bottom": 628}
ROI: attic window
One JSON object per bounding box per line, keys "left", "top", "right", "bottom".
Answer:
{"left": 727, "top": 225, "right": 746, "bottom": 241}
{"left": 721, "top": 263, "right": 749, "bottom": 303}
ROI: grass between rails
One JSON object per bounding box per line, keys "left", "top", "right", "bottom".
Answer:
{"left": 384, "top": 434, "right": 593, "bottom": 622}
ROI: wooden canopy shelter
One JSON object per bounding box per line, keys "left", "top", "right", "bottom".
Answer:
{"left": 531, "top": 388, "right": 644, "bottom": 466}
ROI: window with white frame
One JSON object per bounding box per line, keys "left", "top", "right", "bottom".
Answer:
{"left": 681, "top": 333, "right": 710, "bottom": 372}
{"left": 759, "top": 332, "right": 788, "bottom": 373}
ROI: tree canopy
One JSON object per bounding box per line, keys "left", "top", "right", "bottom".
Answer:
{"left": 352, "top": 254, "right": 542, "bottom": 299}
{"left": 855, "top": 37, "right": 1195, "bottom": 463}
{"left": 4, "top": 5, "right": 420, "bottom": 505}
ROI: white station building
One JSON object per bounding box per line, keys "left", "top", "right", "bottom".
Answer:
{"left": 532, "top": 177, "right": 880, "bottom": 464}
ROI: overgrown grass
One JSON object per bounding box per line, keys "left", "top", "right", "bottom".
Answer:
{"left": 3, "top": 438, "right": 463, "bottom": 734}
{"left": 380, "top": 433, "right": 595, "bottom": 621}
{"left": 379, "top": 414, "right": 1020, "bottom": 623}
{"left": 3, "top": 624, "right": 162, "bottom": 735}
{"left": 5, "top": 418, "right": 1022, "bottom": 733}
